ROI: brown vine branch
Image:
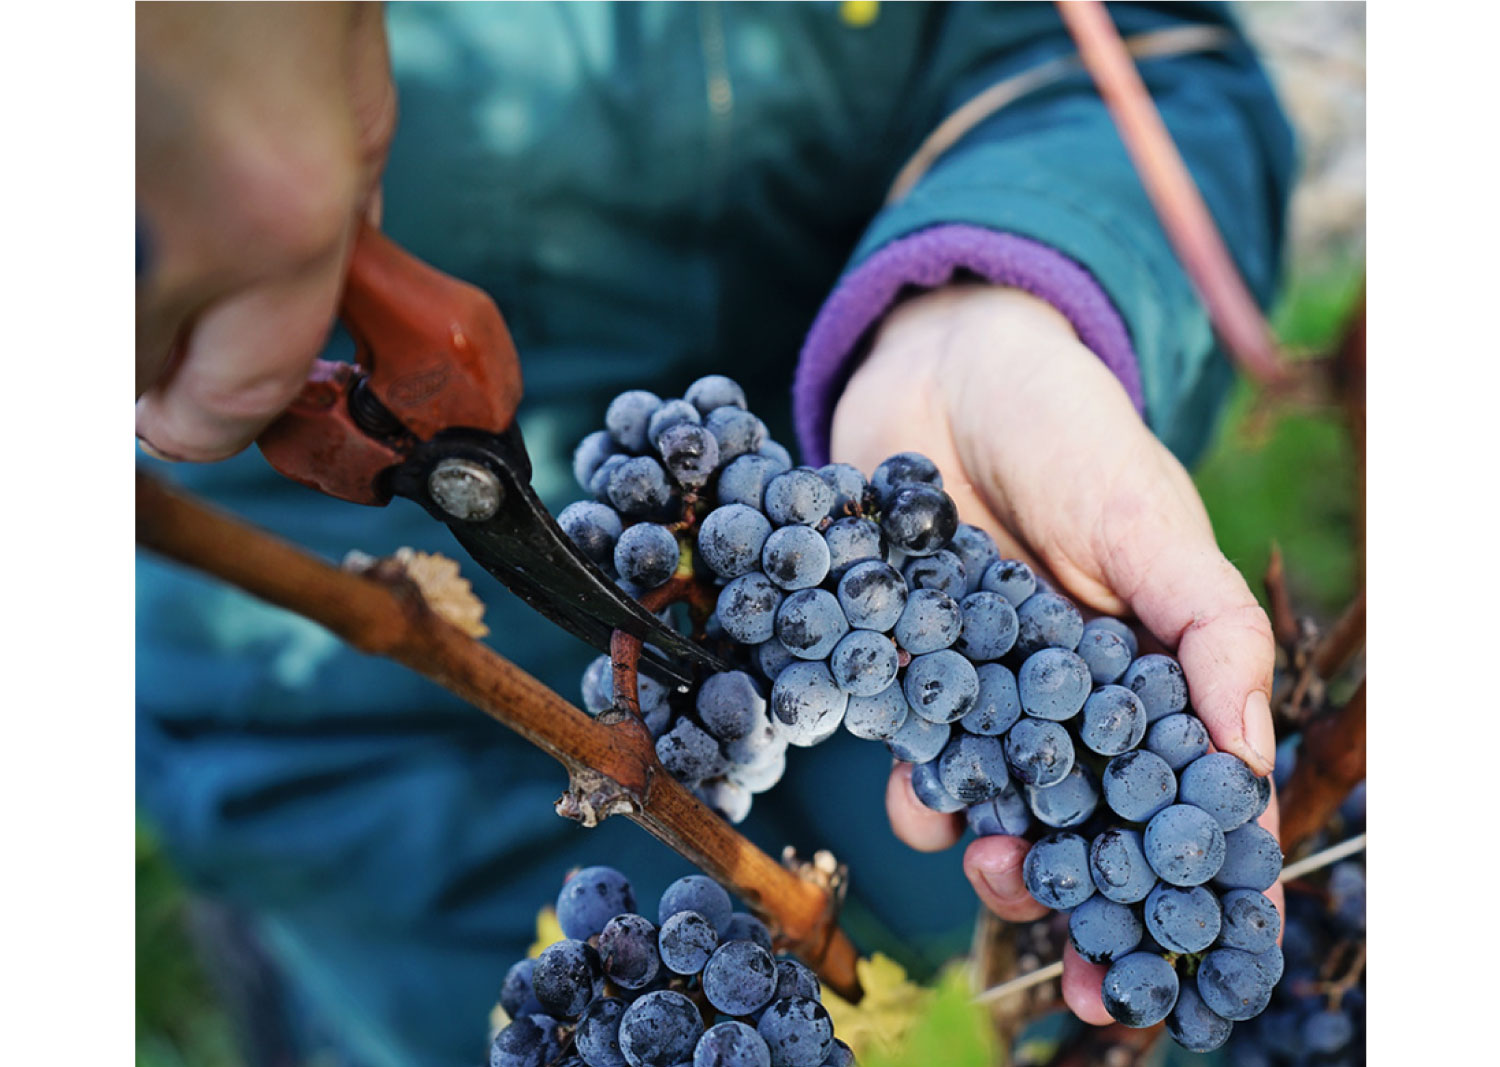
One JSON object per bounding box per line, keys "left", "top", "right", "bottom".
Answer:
{"left": 1312, "top": 588, "right": 1365, "bottom": 682}
{"left": 1278, "top": 678, "right": 1366, "bottom": 855}
{"left": 135, "top": 471, "right": 862, "bottom": 1000}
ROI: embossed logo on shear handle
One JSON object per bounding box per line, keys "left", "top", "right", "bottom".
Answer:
{"left": 388, "top": 365, "right": 452, "bottom": 407}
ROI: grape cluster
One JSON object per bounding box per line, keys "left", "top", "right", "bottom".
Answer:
{"left": 1224, "top": 776, "right": 1364, "bottom": 1067}
{"left": 490, "top": 865, "right": 854, "bottom": 1067}
{"left": 562, "top": 377, "right": 1283, "bottom": 1050}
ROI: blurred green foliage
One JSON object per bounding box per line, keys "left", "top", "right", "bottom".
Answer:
{"left": 135, "top": 259, "right": 1362, "bottom": 1067}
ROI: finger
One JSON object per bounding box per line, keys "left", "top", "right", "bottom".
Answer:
{"left": 1060, "top": 941, "right": 1113, "bottom": 1025}
{"left": 962, "top": 835, "right": 1049, "bottom": 922}
{"left": 1096, "top": 496, "right": 1276, "bottom": 777}
{"left": 135, "top": 227, "right": 353, "bottom": 462}
{"left": 885, "top": 763, "right": 964, "bottom": 853}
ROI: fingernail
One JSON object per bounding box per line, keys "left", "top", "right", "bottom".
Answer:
{"left": 978, "top": 860, "right": 1031, "bottom": 905}
{"left": 136, "top": 436, "right": 180, "bottom": 463}
{"left": 1242, "top": 690, "right": 1275, "bottom": 776}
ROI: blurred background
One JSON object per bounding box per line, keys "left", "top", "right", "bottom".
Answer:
{"left": 136, "top": 3, "right": 1365, "bottom": 1065}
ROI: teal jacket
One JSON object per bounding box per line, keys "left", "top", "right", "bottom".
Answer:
{"left": 137, "top": 5, "right": 1293, "bottom": 1065}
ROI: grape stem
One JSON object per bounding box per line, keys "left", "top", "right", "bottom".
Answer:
{"left": 135, "top": 471, "right": 864, "bottom": 1001}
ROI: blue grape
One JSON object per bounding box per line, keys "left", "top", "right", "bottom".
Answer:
{"left": 1017, "top": 648, "right": 1092, "bottom": 720}
{"left": 1218, "top": 889, "right": 1280, "bottom": 953}
{"left": 768, "top": 959, "right": 822, "bottom": 1004}
{"left": 1003, "top": 718, "right": 1075, "bottom": 787}
{"left": 1303, "top": 1009, "right": 1355, "bottom": 1054}
{"left": 836, "top": 560, "right": 908, "bottom": 632}
{"left": 843, "top": 683, "right": 910, "bottom": 741}
{"left": 762, "top": 525, "right": 832, "bottom": 591}
{"left": 656, "top": 423, "right": 721, "bottom": 489}
{"left": 659, "top": 911, "right": 719, "bottom": 975}
{"left": 828, "top": 630, "right": 899, "bottom": 696}
{"left": 725, "top": 913, "right": 774, "bottom": 952}
{"left": 532, "top": 939, "right": 604, "bottom": 1018}
{"left": 1144, "top": 883, "right": 1222, "bottom": 953}
{"left": 1022, "top": 831, "right": 1095, "bottom": 909}
{"left": 717, "top": 574, "right": 783, "bottom": 645}
{"left": 757, "top": 997, "right": 834, "bottom": 1067}
{"left": 697, "top": 778, "right": 753, "bottom": 824}
{"left": 558, "top": 500, "right": 624, "bottom": 571}
{"left": 980, "top": 558, "right": 1037, "bottom": 607}
{"left": 606, "top": 390, "right": 663, "bottom": 452}
{"left": 1085, "top": 616, "right": 1140, "bottom": 658}
{"left": 910, "top": 758, "right": 966, "bottom": 813}
{"left": 727, "top": 744, "right": 787, "bottom": 796}
{"left": 582, "top": 655, "right": 615, "bottom": 715}
{"left": 1069, "top": 895, "right": 1144, "bottom": 963}
{"left": 694, "top": 1021, "right": 771, "bottom": 1067}
{"left": 619, "top": 990, "right": 704, "bottom": 1067}
{"left": 1144, "top": 713, "right": 1210, "bottom": 771}
{"left": 1328, "top": 861, "right": 1366, "bottom": 934}
{"left": 1179, "top": 753, "right": 1270, "bottom": 832}
{"left": 1027, "top": 764, "right": 1099, "bottom": 829}
{"left": 886, "top": 712, "right": 949, "bottom": 763}
{"left": 1166, "top": 984, "right": 1233, "bottom": 1053}
{"left": 615, "top": 523, "right": 680, "bottom": 589}
{"left": 903, "top": 649, "right": 981, "bottom": 723}
{"left": 697, "top": 671, "right": 767, "bottom": 742}
{"left": 817, "top": 463, "right": 868, "bottom": 518}
{"left": 657, "top": 719, "right": 729, "bottom": 783}
{"left": 599, "top": 913, "right": 661, "bottom": 991}
{"left": 1089, "top": 828, "right": 1158, "bottom": 904}
{"left": 1144, "top": 804, "right": 1227, "bottom": 886}
{"left": 881, "top": 483, "right": 958, "bottom": 556}
{"left": 823, "top": 517, "right": 885, "bottom": 579}
{"left": 1121, "top": 654, "right": 1189, "bottom": 722}
{"left": 869, "top": 452, "right": 942, "bottom": 507}
{"left": 717, "top": 455, "right": 783, "bottom": 510}
{"left": 1076, "top": 624, "right": 1133, "bottom": 685}
{"left": 659, "top": 875, "right": 733, "bottom": 936}
{"left": 955, "top": 591, "right": 1019, "bottom": 661}
{"left": 893, "top": 588, "right": 962, "bottom": 654}
{"left": 775, "top": 590, "right": 849, "bottom": 661}
{"left": 490, "top": 1014, "right": 564, "bottom": 1067}
{"left": 501, "top": 958, "right": 545, "bottom": 1019}
{"left": 702, "top": 940, "right": 779, "bottom": 1016}
{"left": 937, "top": 732, "right": 1010, "bottom": 804}
{"left": 1013, "top": 591, "right": 1084, "bottom": 657}
{"left": 758, "top": 441, "right": 793, "bottom": 470}
{"left": 902, "top": 550, "right": 967, "bottom": 600}
{"left": 1213, "top": 824, "right": 1283, "bottom": 892}
{"left": 752, "top": 638, "right": 798, "bottom": 683}
{"left": 961, "top": 663, "right": 1022, "bottom": 735}
{"left": 1197, "top": 948, "right": 1275, "bottom": 1021}
{"left": 646, "top": 398, "right": 702, "bottom": 447}
{"left": 819, "top": 1040, "right": 854, "bottom": 1067}
{"left": 590, "top": 454, "right": 629, "bottom": 502}
{"left": 764, "top": 470, "right": 835, "bottom": 527}
{"left": 770, "top": 661, "right": 848, "bottom": 747}
{"left": 1102, "top": 952, "right": 1180, "bottom": 1028}
{"left": 557, "top": 866, "right": 636, "bottom": 941}
{"left": 577, "top": 997, "right": 630, "bottom": 1067}
{"left": 705, "top": 407, "right": 766, "bottom": 464}
{"left": 1101, "top": 750, "right": 1178, "bottom": 823}
{"left": 698, "top": 505, "right": 773, "bottom": 579}
{"left": 685, "top": 375, "right": 748, "bottom": 415}
{"left": 1079, "top": 685, "right": 1148, "bottom": 756}
{"left": 966, "top": 780, "right": 1032, "bottom": 837}
{"left": 948, "top": 524, "right": 1000, "bottom": 595}
{"left": 574, "top": 430, "right": 620, "bottom": 493}
{"left": 608, "top": 456, "right": 675, "bottom": 517}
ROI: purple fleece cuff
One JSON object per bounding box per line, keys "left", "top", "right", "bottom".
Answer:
{"left": 792, "top": 224, "right": 1144, "bottom": 467}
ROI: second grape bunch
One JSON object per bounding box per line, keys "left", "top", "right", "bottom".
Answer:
{"left": 561, "top": 375, "right": 1283, "bottom": 1050}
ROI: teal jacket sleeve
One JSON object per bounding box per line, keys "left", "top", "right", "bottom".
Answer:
{"left": 793, "top": 1, "right": 1295, "bottom": 467}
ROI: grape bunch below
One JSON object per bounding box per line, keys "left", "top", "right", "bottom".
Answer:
{"left": 561, "top": 376, "right": 1283, "bottom": 1050}
{"left": 490, "top": 865, "right": 853, "bottom": 1067}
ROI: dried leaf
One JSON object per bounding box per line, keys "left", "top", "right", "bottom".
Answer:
{"left": 394, "top": 548, "right": 489, "bottom": 637}
{"left": 528, "top": 905, "right": 565, "bottom": 958}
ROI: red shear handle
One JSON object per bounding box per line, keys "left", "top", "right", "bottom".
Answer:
{"left": 257, "top": 222, "right": 524, "bottom": 505}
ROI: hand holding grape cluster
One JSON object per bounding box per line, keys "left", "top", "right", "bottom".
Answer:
{"left": 561, "top": 373, "right": 1282, "bottom": 1050}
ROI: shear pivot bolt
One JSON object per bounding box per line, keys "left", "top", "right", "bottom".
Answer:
{"left": 428, "top": 458, "right": 503, "bottom": 522}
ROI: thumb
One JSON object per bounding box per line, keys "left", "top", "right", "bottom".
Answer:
{"left": 1097, "top": 495, "right": 1277, "bottom": 777}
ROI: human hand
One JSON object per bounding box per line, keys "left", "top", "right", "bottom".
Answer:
{"left": 136, "top": 2, "right": 396, "bottom": 461}
{"left": 831, "top": 284, "right": 1280, "bottom": 1024}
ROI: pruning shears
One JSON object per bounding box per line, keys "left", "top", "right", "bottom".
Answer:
{"left": 257, "top": 222, "right": 730, "bottom": 690}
